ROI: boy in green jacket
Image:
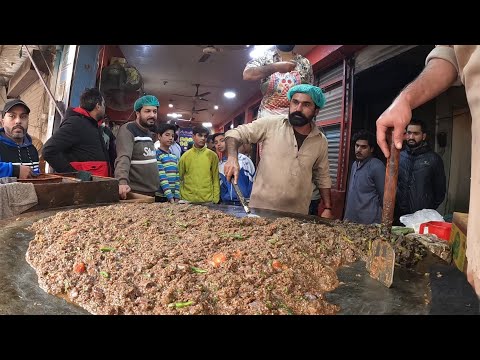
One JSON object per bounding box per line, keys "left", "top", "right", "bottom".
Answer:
{"left": 179, "top": 126, "right": 220, "bottom": 203}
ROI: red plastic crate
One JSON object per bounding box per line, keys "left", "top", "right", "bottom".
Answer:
{"left": 419, "top": 221, "right": 452, "bottom": 241}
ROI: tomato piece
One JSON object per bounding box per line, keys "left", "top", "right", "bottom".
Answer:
{"left": 73, "top": 262, "right": 86, "bottom": 274}
{"left": 210, "top": 253, "right": 227, "bottom": 267}
{"left": 271, "top": 260, "right": 285, "bottom": 271}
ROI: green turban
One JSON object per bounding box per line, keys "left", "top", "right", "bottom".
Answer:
{"left": 287, "top": 84, "right": 326, "bottom": 109}
{"left": 134, "top": 95, "right": 160, "bottom": 111}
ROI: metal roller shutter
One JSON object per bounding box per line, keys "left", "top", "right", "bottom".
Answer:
{"left": 316, "top": 64, "right": 343, "bottom": 86}
{"left": 314, "top": 62, "right": 345, "bottom": 187}
{"left": 354, "top": 45, "right": 417, "bottom": 74}
{"left": 320, "top": 124, "right": 340, "bottom": 187}
{"left": 316, "top": 84, "right": 343, "bottom": 122}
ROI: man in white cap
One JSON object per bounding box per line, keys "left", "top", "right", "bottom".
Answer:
{"left": 115, "top": 95, "right": 160, "bottom": 199}
{"left": 224, "top": 84, "right": 333, "bottom": 217}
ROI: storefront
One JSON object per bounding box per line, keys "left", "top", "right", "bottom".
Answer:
{"left": 216, "top": 45, "right": 471, "bottom": 219}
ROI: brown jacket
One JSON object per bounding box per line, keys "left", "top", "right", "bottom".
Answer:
{"left": 114, "top": 122, "right": 159, "bottom": 194}
{"left": 225, "top": 115, "right": 331, "bottom": 214}
{"left": 427, "top": 45, "right": 480, "bottom": 275}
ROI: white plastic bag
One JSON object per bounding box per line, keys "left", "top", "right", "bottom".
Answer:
{"left": 399, "top": 209, "right": 444, "bottom": 233}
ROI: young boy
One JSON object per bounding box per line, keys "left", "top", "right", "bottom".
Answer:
{"left": 213, "top": 132, "right": 255, "bottom": 205}
{"left": 179, "top": 126, "right": 220, "bottom": 203}
{"left": 155, "top": 123, "right": 180, "bottom": 203}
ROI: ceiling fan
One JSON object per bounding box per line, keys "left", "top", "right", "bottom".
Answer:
{"left": 172, "top": 83, "right": 210, "bottom": 101}
{"left": 197, "top": 45, "right": 249, "bottom": 63}
{"left": 178, "top": 104, "right": 208, "bottom": 115}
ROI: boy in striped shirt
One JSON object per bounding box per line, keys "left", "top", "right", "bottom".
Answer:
{"left": 155, "top": 123, "right": 180, "bottom": 203}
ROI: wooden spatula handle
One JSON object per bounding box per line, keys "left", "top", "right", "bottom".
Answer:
{"left": 382, "top": 128, "right": 401, "bottom": 227}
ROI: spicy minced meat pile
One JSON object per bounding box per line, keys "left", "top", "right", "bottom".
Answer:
{"left": 26, "top": 203, "right": 359, "bottom": 315}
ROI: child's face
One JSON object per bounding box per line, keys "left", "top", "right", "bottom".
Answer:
{"left": 214, "top": 135, "right": 226, "bottom": 153}
{"left": 193, "top": 132, "right": 208, "bottom": 148}
{"left": 158, "top": 130, "right": 174, "bottom": 147}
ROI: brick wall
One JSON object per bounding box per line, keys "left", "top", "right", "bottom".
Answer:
{"left": 19, "top": 76, "right": 50, "bottom": 142}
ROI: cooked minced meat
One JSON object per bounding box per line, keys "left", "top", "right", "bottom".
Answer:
{"left": 26, "top": 203, "right": 359, "bottom": 315}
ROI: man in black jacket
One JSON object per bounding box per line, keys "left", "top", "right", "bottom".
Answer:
{"left": 396, "top": 118, "right": 446, "bottom": 220}
{"left": 43, "top": 88, "right": 111, "bottom": 177}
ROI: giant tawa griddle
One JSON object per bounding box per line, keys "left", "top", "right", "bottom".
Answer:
{"left": 0, "top": 204, "right": 477, "bottom": 315}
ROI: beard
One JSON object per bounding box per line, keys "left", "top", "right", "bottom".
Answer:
{"left": 355, "top": 153, "right": 364, "bottom": 160}
{"left": 288, "top": 111, "right": 311, "bottom": 127}
{"left": 406, "top": 139, "right": 422, "bottom": 149}
{"left": 10, "top": 125, "right": 26, "bottom": 139}
{"left": 139, "top": 116, "right": 156, "bottom": 130}
{"left": 95, "top": 111, "right": 105, "bottom": 121}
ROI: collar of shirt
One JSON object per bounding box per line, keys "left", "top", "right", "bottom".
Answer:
{"left": 354, "top": 156, "right": 373, "bottom": 170}
{"left": 281, "top": 118, "right": 321, "bottom": 138}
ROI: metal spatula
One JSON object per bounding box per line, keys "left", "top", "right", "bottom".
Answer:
{"left": 366, "top": 128, "right": 398, "bottom": 288}
{"left": 232, "top": 182, "right": 259, "bottom": 217}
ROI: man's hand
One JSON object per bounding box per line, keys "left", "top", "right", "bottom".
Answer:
{"left": 18, "top": 165, "right": 34, "bottom": 179}
{"left": 274, "top": 61, "right": 296, "bottom": 73}
{"left": 119, "top": 184, "right": 131, "bottom": 200}
{"left": 224, "top": 157, "right": 240, "bottom": 184}
{"left": 376, "top": 96, "right": 412, "bottom": 158}
{"left": 320, "top": 208, "right": 334, "bottom": 219}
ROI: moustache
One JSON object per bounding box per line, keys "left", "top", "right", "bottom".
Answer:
{"left": 12, "top": 125, "right": 25, "bottom": 132}
{"left": 290, "top": 111, "right": 307, "bottom": 120}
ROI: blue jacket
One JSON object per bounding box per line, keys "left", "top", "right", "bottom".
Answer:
{"left": 0, "top": 129, "right": 40, "bottom": 178}
{"left": 218, "top": 154, "right": 255, "bottom": 203}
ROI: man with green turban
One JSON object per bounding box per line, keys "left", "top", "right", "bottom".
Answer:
{"left": 115, "top": 94, "right": 160, "bottom": 199}
{"left": 223, "top": 84, "right": 334, "bottom": 217}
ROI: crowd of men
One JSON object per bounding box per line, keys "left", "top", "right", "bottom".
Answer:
{"left": 0, "top": 85, "right": 446, "bottom": 226}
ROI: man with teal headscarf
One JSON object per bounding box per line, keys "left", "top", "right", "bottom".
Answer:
{"left": 223, "top": 84, "right": 334, "bottom": 217}
{"left": 115, "top": 95, "right": 160, "bottom": 199}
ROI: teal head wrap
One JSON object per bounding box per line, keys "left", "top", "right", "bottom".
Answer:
{"left": 287, "top": 84, "right": 326, "bottom": 109}
{"left": 134, "top": 95, "right": 160, "bottom": 112}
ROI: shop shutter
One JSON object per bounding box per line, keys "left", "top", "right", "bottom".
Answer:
{"left": 315, "top": 63, "right": 344, "bottom": 123}
{"left": 354, "top": 45, "right": 417, "bottom": 74}
{"left": 316, "top": 84, "right": 343, "bottom": 122}
{"left": 314, "top": 62, "right": 345, "bottom": 188}
{"left": 316, "top": 64, "right": 343, "bottom": 86}
{"left": 320, "top": 124, "right": 341, "bottom": 187}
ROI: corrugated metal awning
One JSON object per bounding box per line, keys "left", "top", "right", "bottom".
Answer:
{"left": 0, "top": 45, "right": 46, "bottom": 86}
{"left": 354, "top": 45, "right": 417, "bottom": 74}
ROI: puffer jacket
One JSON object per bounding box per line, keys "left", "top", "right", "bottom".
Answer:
{"left": 396, "top": 142, "right": 446, "bottom": 217}
{"left": 42, "top": 107, "right": 111, "bottom": 176}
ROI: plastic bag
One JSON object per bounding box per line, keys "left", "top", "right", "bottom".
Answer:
{"left": 399, "top": 209, "right": 444, "bottom": 233}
